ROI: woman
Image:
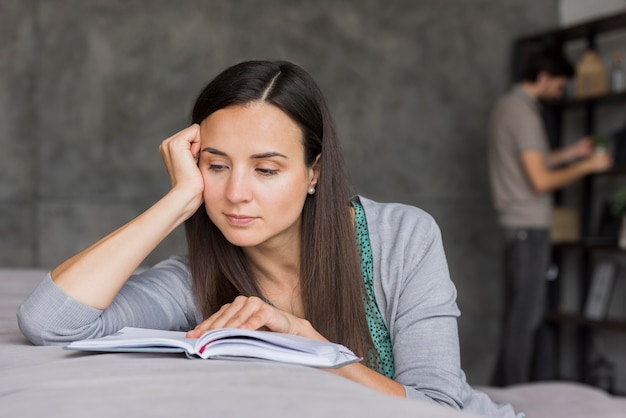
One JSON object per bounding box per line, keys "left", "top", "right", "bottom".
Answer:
{"left": 18, "top": 60, "right": 518, "bottom": 417}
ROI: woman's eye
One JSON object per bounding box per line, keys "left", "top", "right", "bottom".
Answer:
{"left": 256, "top": 168, "right": 278, "bottom": 176}
{"left": 208, "top": 164, "right": 227, "bottom": 172}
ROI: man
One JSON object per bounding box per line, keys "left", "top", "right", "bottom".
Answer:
{"left": 487, "top": 48, "right": 612, "bottom": 386}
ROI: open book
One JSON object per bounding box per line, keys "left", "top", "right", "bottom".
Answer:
{"left": 65, "top": 327, "right": 361, "bottom": 368}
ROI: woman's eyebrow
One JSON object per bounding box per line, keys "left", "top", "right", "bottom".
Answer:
{"left": 250, "top": 152, "right": 287, "bottom": 159}
{"left": 201, "top": 148, "right": 287, "bottom": 159}
{"left": 202, "top": 147, "right": 226, "bottom": 156}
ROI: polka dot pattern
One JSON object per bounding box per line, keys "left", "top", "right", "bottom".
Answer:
{"left": 352, "top": 199, "right": 395, "bottom": 378}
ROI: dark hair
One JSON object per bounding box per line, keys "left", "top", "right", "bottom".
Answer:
{"left": 521, "top": 47, "right": 574, "bottom": 82}
{"left": 186, "top": 60, "right": 375, "bottom": 364}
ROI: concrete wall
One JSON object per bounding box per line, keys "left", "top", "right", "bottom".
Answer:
{"left": 560, "top": 0, "right": 626, "bottom": 25}
{"left": 0, "top": 0, "right": 559, "bottom": 384}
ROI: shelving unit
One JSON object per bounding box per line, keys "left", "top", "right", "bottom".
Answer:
{"left": 545, "top": 313, "right": 626, "bottom": 333}
{"left": 512, "top": 11, "right": 626, "bottom": 392}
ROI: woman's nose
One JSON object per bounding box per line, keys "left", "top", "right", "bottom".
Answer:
{"left": 225, "top": 168, "right": 252, "bottom": 203}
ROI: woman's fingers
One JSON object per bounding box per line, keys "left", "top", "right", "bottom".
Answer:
{"left": 192, "top": 301, "right": 235, "bottom": 334}
{"left": 214, "top": 296, "right": 278, "bottom": 330}
{"left": 201, "top": 296, "right": 273, "bottom": 330}
{"left": 158, "top": 125, "right": 204, "bottom": 212}
{"left": 159, "top": 124, "right": 203, "bottom": 187}
{"left": 186, "top": 296, "right": 292, "bottom": 338}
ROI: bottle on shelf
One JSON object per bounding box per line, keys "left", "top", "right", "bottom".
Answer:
{"left": 575, "top": 49, "right": 608, "bottom": 98}
{"left": 610, "top": 51, "right": 626, "bottom": 93}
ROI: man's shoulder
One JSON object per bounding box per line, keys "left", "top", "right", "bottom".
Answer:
{"left": 490, "top": 88, "right": 539, "bottom": 129}
{"left": 495, "top": 89, "right": 528, "bottom": 112}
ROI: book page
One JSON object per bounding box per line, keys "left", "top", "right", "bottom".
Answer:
{"left": 196, "top": 328, "right": 360, "bottom": 367}
{"left": 66, "top": 327, "right": 198, "bottom": 354}
{"left": 66, "top": 327, "right": 361, "bottom": 368}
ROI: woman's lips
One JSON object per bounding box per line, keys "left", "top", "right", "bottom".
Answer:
{"left": 225, "top": 214, "right": 257, "bottom": 226}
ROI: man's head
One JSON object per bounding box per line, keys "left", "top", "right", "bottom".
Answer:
{"left": 521, "top": 48, "right": 574, "bottom": 100}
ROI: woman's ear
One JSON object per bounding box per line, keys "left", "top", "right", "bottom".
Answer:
{"left": 309, "top": 154, "right": 321, "bottom": 189}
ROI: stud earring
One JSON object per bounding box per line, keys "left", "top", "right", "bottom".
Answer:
{"left": 308, "top": 187, "right": 316, "bottom": 195}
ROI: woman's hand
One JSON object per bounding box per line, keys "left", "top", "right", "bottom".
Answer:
{"left": 186, "top": 296, "right": 324, "bottom": 341}
{"left": 159, "top": 124, "right": 204, "bottom": 214}
{"left": 188, "top": 296, "right": 406, "bottom": 398}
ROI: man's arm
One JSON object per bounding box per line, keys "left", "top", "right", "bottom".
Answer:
{"left": 547, "top": 137, "right": 594, "bottom": 167}
{"left": 521, "top": 150, "right": 612, "bottom": 194}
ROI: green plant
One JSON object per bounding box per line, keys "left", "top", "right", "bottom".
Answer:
{"left": 594, "top": 135, "right": 608, "bottom": 150}
{"left": 609, "top": 188, "right": 626, "bottom": 217}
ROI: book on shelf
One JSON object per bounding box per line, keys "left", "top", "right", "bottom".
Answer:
{"left": 65, "top": 326, "right": 361, "bottom": 368}
{"left": 584, "top": 261, "right": 618, "bottom": 321}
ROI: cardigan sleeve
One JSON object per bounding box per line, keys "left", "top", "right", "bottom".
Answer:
{"left": 370, "top": 201, "right": 463, "bottom": 406}
{"left": 17, "top": 256, "right": 202, "bottom": 345}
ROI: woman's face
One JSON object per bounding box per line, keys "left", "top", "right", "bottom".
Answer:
{"left": 198, "top": 102, "right": 318, "bottom": 250}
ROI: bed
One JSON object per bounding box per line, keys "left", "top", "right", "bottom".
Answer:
{"left": 2, "top": 269, "right": 625, "bottom": 417}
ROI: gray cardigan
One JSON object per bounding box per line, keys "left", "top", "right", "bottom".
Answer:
{"left": 17, "top": 196, "right": 519, "bottom": 417}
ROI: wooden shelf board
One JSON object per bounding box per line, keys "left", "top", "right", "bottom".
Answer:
{"left": 545, "top": 313, "right": 626, "bottom": 333}
{"left": 552, "top": 239, "right": 622, "bottom": 251}
{"left": 544, "top": 91, "right": 626, "bottom": 108}
{"left": 517, "top": 11, "right": 626, "bottom": 44}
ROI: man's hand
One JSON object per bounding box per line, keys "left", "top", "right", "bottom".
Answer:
{"left": 584, "top": 149, "right": 613, "bottom": 173}
{"left": 570, "top": 136, "right": 595, "bottom": 159}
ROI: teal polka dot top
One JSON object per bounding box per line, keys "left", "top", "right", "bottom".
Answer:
{"left": 351, "top": 199, "right": 395, "bottom": 378}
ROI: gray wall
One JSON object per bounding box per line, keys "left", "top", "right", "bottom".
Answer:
{"left": 0, "top": 0, "right": 559, "bottom": 384}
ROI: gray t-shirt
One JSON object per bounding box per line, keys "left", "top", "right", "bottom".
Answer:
{"left": 17, "top": 196, "right": 520, "bottom": 417}
{"left": 488, "top": 85, "right": 552, "bottom": 228}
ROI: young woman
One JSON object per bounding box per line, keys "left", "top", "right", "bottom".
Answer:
{"left": 18, "top": 60, "right": 518, "bottom": 417}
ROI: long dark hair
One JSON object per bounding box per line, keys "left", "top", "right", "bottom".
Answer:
{"left": 186, "top": 60, "right": 374, "bottom": 362}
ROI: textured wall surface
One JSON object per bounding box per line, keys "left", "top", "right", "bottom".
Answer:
{"left": 0, "top": 0, "right": 559, "bottom": 384}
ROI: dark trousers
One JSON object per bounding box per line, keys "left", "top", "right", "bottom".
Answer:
{"left": 492, "top": 227, "right": 550, "bottom": 386}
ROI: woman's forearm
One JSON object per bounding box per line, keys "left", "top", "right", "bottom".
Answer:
{"left": 51, "top": 189, "right": 199, "bottom": 309}
{"left": 326, "top": 362, "right": 406, "bottom": 397}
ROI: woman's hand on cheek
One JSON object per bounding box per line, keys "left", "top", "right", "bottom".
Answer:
{"left": 186, "top": 296, "right": 324, "bottom": 341}
{"left": 159, "top": 124, "right": 205, "bottom": 212}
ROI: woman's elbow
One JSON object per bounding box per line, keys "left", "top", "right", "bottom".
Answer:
{"left": 16, "top": 305, "right": 47, "bottom": 345}
{"left": 16, "top": 303, "right": 96, "bottom": 346}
